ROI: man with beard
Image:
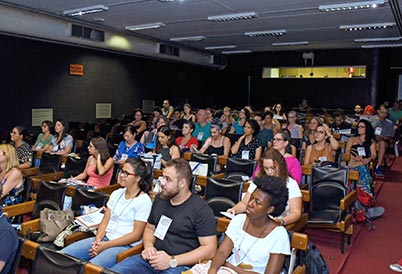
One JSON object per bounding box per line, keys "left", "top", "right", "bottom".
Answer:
{"left": 109, "top": 158, "right": 217, "bottom": 274}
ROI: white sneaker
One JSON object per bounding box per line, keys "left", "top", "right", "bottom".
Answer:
{"left": 390, "top": 264, "right": 402, "bottom": 272}
{"left": 395, "top": 141, "right": 400, "bottom": 157}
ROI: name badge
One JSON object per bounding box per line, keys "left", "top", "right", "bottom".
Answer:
{"left": 121, "top": 154, "right": 128, "bottom": 161}
{"left": 154, "top": 215, "right": 172, "bottom": 240}
{"left": 241, "top": 150, "right": 250, "bottom": 159}
{"left": 318, "top": 156, "right": 327, "bottom": 162}
{"left": 357, "top": 147, "right": 366, "bottom": 157}
{"left": 197, "top": 132, "right": 204, "bottom": 141}
{"left": 375, "top": 127, "right": 382, "bottom": 136}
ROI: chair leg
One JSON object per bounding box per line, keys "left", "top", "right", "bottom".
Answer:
{"left": 347, "top": 234, "right": 351, "bottom": 245}
{"left": 340, "top": 232, "right": 345, "bottom": 254}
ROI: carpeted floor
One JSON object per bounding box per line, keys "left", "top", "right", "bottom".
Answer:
{"left": 307, "top": 156, "right": 402, "bottom": 274}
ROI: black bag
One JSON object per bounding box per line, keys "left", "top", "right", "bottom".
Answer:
{"left": 283, "top": 231, "right": 329, "bottom": 274}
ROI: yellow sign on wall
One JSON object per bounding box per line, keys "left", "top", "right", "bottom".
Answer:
{"left": 69, "top": 64, "right": 84, "bottom": 76}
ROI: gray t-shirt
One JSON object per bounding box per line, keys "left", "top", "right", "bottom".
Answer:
{"left": 369, "top": 116, "right": 394, "bottom": 137}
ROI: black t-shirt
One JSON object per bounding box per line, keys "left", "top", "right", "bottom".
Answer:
{"left": 148, "top": 193, "right": 216, "bottom": 256}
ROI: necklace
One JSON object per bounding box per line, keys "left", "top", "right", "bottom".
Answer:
{"left": 235, "top": 218, "right": 270, "bottom": 265}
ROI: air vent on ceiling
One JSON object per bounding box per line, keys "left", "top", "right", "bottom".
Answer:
{"left": 158, "top": 43, "right": 180, "bottom": 57}
{"left": 210, "top": 54, "right": 227, "bottom": 66}
{"left": 71, "top": 24, "right": 105, "bottom": 42}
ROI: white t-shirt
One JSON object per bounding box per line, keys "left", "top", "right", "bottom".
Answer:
{"left": 226, "top": 214, "right": 290, "bottom": 273}
{"left": 247, "top": 177, "right": 301, "bottom": 218}
{"left": 106, "top": 187, "right": 152, "bottom": 246}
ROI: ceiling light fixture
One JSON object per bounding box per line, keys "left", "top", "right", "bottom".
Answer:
{"left": 205, "top": 45, "right": 237, "bottom": 50}
{"left": 222, "top": 50, "right": 252, "bottom": 54}
{"left": 244, "top": 29, "right": 287, "bottom": 37}
{"left": 207, "top": 12, "right": 257, "bottom": 22}
{"left": 272, "top": 41, "right": 309, "bottom": 46}
{"left": 319, "top": 0, "right": 385, "bottom": 12}
{"left": 125, "top": 22, "right": 166, "bottom": 31}
{"left": 340, "top": 22, "right": 395, "bottom": 31}
{"left": 361, "top": 43, "right": 402, "bottom": 48}
{"left": 355, "top": 37, "right": 402, "bottom": 42}
{"left": 170, "top": 36, "right": 206, "bottom": 42}
{"left": 63, "top": 5, "right": 108, "bottom": 16}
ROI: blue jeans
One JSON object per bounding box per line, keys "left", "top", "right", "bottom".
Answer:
{"left": 109, "top": 254, "right": 190, "bottom": 274}
{"left": 61, "top": 236, "right": 131, "bottom": 268}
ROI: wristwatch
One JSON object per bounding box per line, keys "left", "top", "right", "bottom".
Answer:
{"left": 169, "top": 256, "right": 177, "bottom": 268}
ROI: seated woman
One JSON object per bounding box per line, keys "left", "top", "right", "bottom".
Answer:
{"left": 61, "top": 158, "right": 153, "bottom": 268}
{"left": 153, "top": 125, "right": 180, "bottom": 168}
{"left": 229, "top": 107, "right": 251, "bottom": 135}
{"left": 304, "top": 124, "right": 339, "bottom": 166}
{"left": 140, "top": 115, "right": 169, "bottom": 151}
{"left": 196, "top": 118, "right": 231, "bottom": 172}
{"left": 230, "top": 119, "right": 262, "bottom": 161}
{"left": 113, "top": 125, "right": 145, "bottom": 164}
{"left": 228, "top": 149, "right": 302, "bottom": 227}
{"left": 70, "top": 136, "right": 115, "bottom": 188}
{"left": 129, "top": 109, "right": 147, "bottom": 142}
{"left": 206, "top": 175, "right": 290, "bottom": 274}
{"left": 46, "top": 119, "right": 74, "bottom": 155}
{"left": 33, "top": 120, "right": 54, "bottom": 152}
{"left": 345, "top": 119, "right": 377, "bottom": 197}
{"left": 10, "top": 125, "right": 33, "bottom": 169}
{"left": 272, "top": 130, "right": 302, "bottom": 185}
{"left": 0, "top": 144, "right": 23, "bottom": 206}
{"left": 175, "top": 120, "right": 198, "bottom": 154}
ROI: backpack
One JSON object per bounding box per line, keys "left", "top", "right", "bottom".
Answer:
{"left": 282, "top": 231, "right": 329, "bottom": 274}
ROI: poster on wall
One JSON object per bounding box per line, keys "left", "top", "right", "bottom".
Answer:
{"left": 96, "top": 103, "right": 111, "bottom": 119}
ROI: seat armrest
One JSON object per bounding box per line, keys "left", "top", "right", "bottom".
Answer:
{"left": 116, "top": 243, "right": 144, "bottom": 263}
{"left": 3, "top": 200, "right": 35, "bottom": 217}
{"left": 21, "top": 218, "right": 41, "bottom": 236}
{"left": 291, "top": 232, "right": 309, "bottom": 251}
{"left": 211, "top": 173, "right": 225, "bottom": 179}
{"left": 217, "top": 217, "right": 231, "bottom": 233}
{"left": 64, "top": 231, "right": 94, "bottom": 247}
{"left": 22, "top": 239, "right": 40, "bottom": 260}
{"left": 300, "top": 189, "right": 310, "bottom": 203}
{"left": 85, "top": 262, "right": 103, "bottom": 274}
{"left": 340, "top": 190, "right": 357, "bottom": 210}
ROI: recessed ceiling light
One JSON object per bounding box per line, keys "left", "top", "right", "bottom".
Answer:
{"left": 222, "top": 50, "right": 252, "bottom": 54}
{"left": 207, "top": 12, "right": 257, "bottom": 22}
{"left": 272, "top": 41, "right": 309, "bottom": 46}
{"left": 361, "top": 43, "right": 402, "bottom": 48}
{"left": 244, "top": 29, "right": 287, "bottom": 37}
{"left": 205, "top": 45, "right": 237, "bottom": 50}
{"left": 125, "top": 22, "right": 166, "bottom": 31}
{"left": 63, "top": 5, "right": 108, "bottom": 16}
{"left": 170, "top": 36, "right": 206, "bottom": 42}
{"left": 319, "top": 0, "right": 385, "bottom": 12}
{"left": 340, "top": 22, "right": 395, "bottom": 31}
{"left": 355, "top": 37, "right": 402, "bottom": 42}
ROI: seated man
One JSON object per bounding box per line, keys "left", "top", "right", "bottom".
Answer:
{"left": 369, "top": 104, "right": 395, "bottom": 177}
{"left": 109, "top": 158, "right": 217, "bottom": 274}
{"left": 0, "top": 183, "right": 19, "bottom": 274}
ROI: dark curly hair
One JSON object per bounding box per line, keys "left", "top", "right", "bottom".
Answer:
{"left": 254, "top": 175, "right": 288, "bottom": 217}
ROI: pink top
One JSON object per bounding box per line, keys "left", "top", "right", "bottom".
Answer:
{"left": 251, "top": 156, "right": 302, "bottom": 185}
{"left": 87, "top": 164, "right": 114, "bottom": 188}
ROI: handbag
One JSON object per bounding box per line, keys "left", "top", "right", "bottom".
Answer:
{"left": 189, "top": 161, "right": 209, "bottom": 176}
{"left": 37, "top": 208, "right": 74, "bottom": 242}
{"left": 141, "top": 153, "right": 162, "bottom": 169}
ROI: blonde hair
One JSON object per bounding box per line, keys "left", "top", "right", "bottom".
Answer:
{"left": 0, "top": 143, "right": 19, "bottom": 172}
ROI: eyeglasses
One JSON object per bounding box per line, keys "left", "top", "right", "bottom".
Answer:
{"left": 316, "top": 130, "right": 325, "bottom": 134}
{"left": 357, "top": 126, "right": 366, "bottom": 128}
{"left": 119, "top": 170, "right": 136, "bottom": 177}
{"left": 273, "top": 138, "right": 285, "bottom": 142}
